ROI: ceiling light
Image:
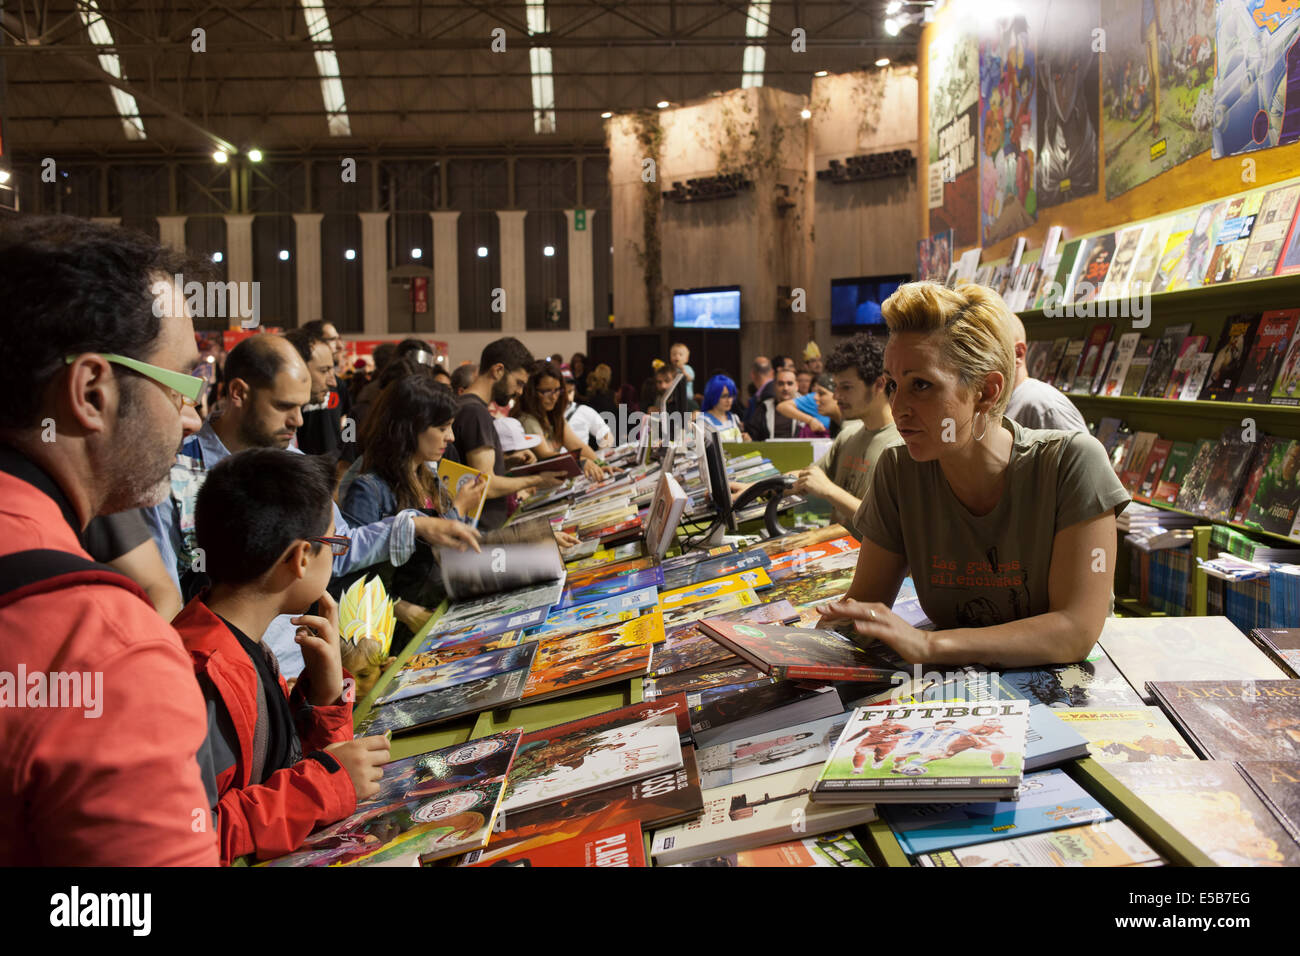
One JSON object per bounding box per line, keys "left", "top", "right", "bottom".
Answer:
{"left": 601, "top": 111, "right": 612, "bottom": 119}
{"left": 800, "top": 109, "right": 812, "bottom": 119}
{"left": 212, "top": 251, "right": 224, "bottom": 263}
{"left": 247, "top": 148, "right": 264, "bottom": 162}
{"left": 543, "top": 245, "right": 555, "bottom": 256}
{"left": 884, "top": 17, "right": 901, "bottom": 36}
{"left": 278, "top": 249, "right": 290, "bottom": 261}
{"left": 657, "top": 100, "right": 670, "bottom": 109}
{"left": 876, "top": 57, "right": 891, "bottom": 67}
{"left": 344, "top": 248, "right": 356, "bottom": 260}
{"left": 213, "top": 150, "right": 229, "bottom": 164}
{"left": 477, "top": 246, "right": 489, "bottom": 257}
{"left": 411, "top": 247, "right": 423, "bottom": 259}
{"left": 814, "top": 70, "right": 828, "bottom": 77}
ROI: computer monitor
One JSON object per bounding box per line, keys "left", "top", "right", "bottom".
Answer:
{"left": 673, "top": 286, "right": 741, "bottom": 330}
{"left": 703, "top": 430, "right": 735, "bottom": 533}
{"left": 830, "top": 274, "right": 908, "bottom": 329}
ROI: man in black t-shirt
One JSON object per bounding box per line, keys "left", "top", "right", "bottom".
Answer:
{"left": 286, "top": 325, "right": 343, "bottom": 458}
{"left": 454, "top": 337, "right": 567, "bottom": 530}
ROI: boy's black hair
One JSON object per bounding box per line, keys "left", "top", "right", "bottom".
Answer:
{"left": 478, "top": 336, "right": 534, "bottom": 376}
{"left": 825, "top": 333, "right": 886, "bottom": 386}
{"left": 196, "top": 449, "right": 336, "bottom": 584}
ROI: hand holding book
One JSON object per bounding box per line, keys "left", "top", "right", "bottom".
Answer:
{"left": 820, "top": 598, "right": 931, "bottom": 664}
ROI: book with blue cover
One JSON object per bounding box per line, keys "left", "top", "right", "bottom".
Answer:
{"left": 375, "top": 643, "right": 539, "bottom": 706}
{"left": 661, "top": 550, "right": 772, "bottom": 591}
{"left": 884, "top": 768, "right": 1111, "bottom": 856}
{"left": 529, "top": 585, "right": 661, "bottom": 638}
{"left": 555, "top": 567, "right": 664, "bottom": 610}
{"left": 1025, "top": 705, "right": 1091, "bottom": 770}
{"left": 429, "top": 606, "right": 552, "bottom": 643}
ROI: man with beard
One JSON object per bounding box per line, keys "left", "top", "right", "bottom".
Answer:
{"left": 0, "top": 217, "right": 218, "bottom": 864}
{"left": 145, "top": 334, "right": 480, "bottom": 675}
{"left": 455, "top": 337, "right": 567, "bottom": 531}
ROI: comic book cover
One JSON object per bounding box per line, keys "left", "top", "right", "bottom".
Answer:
{"left": 1235, "top": 760, "right": 1300, "bottom": 844}
{"left": 1235, "top": 310, "right": 1300, "bottom": 401}
{"left": 520, "top": 641, "right": 653, "bottom": 704}
{"left": 697, "top": 712, "right": 852, "bottom": 790}
{"left": 660, "top": 589, "right": 762, "bottom": 630}
{"left": 1203, "top": 189, "right": 1265, "bottom": 284}
{"left": 1000, "top": 646, "right": 1144, "bottom": 708}
{"left": 643, "top": 663, "right": 767, "bottom": 701}
{"left": 1099, "top": 226, "right": 1146, "bottom": 301}
{"left": 698, "top": 619, "right": 906, "bottom": 682}
{"left": 812, "top": 700, "right": 1029, "bottom": 803}
{"left": 466, "top": 822, "right": 646, "bottom": 867}
{"left": 1239, "top": 183, "right": 1300, "bottom": 277}
{"left": 668, "top": 831, "right": 872, "bottom": 868}
{"left": 916, "top": 819, "right": 1161, "bottom": 867}
{"left": 555, "top": 567, "right": 664, "bottom": 610}
{"left": 1109, "top": 760, "right": 1300, "bottom": 865}
{"left": 1233, "top": 436, "right": 1279, "bottom": 524}
{"left": 659, "top": 549, "right": 771, "bottom": 591}
{"left": 651, "top": 763, "right": 877, "bottom": 866}
{"left": 1270, "top": 329, "right": 1300, "bottom": 404}
{"left": 437, "top": 459, "right": 487, "bottom": 527}
{"left": 563, "top": 546, "right": 646, "bottom": 575}
{"left": 1051, "top": 707, "right": 1197, "bottom": 763}
{"left": 1197, "top": 426, "right": 1258, "bottom": 520}
{"left": 563, "top": 557, "right": 657, "bottom": 592}
{"left": 767, "top": 543, "right": 861, "bottom": 583}
{"left": 1071, "top": 234, "right": 1116, "bottom": 304}
{"left": 755, "top": 524, "right": 853, "bottom": 558}
{"left": 403, "top": 629, "right": 525, "bottom": 673}
{"left": 375, "top": 643, "right": 539, "bottom": 706}
{"left": 659, "top": 570, "right": 773, "bottom": 612}
{"left": 928, "top": 13, "right": 980, "bottom": 246}
{"left": 1100, "top": 332, "right": 1141, "bottom": 396}
{"left": 1073, "top": 324, "right": 1115, "bottom": 394}
{"left": 1243, "top": 438, "right": 1300, "bottom": 534}
{"left": 762, "top": 565, "right": 856, "bottom": 610}
{"left": 464, "top": 748, "right": 704, "bottom": 864}
{"left": 1148, "top": 680, "right": 1300, "bottom": 760}
{"left": 1118, "top": 337, "right": 1156, "bottom": 397}
{"left": 1100, "top": 616, "right": 1287, "bottom": 701}
{"left": 884, "top": 768, "right": 1110, "bottom": 856}
{"left": 1127, "top": 217, "right": 1174, "bottom": 294}
{"left": 650, "top": 600, "right": 800, "bottom": 677}
{"left": 1136, "top": 439, "right": 1173, "bottom": 503}
{"left": 354, "top": 666, "right": 532, "bottom": 736}
{"left": 1149, "top": 211, "right": 1196, "bottom": 292}
{"left": 1101, "top": 0, "right": 1215, "bottom": 200}
{"left": 1161, "top": 335, "right": 1208, "bottom": 398}
{"left": 978, "top": 3, "right": 1037, "bottom": 244}
{"left": 1035, "top": 0, "right": 1100, "bottom": 208}
{"left": 1178, "top": 351, "right": 1215, "bottom": 399}
{"left": 432, "top": 579, "right": 565, "bottom": 633}
{"left": 528, "top": 585, "right": 660, "bottom": 638}
{"left": 260, "top": 729, "right": 522, "bottom": 867}
{"left": 1212, "top": 0, "right": 1300, "bottom": 159}
{"left": 1172, "top": 199, "right": 1232, "bottom": 290}
{"left": 529, "top": 609, "right": 665, "bottom": 674}
{"left": 500, "top": 712, "right": 683, "bottom": 814}
{"left": 1139, "top": 323, "right": 1192, "bottom": 398}
{"left": 1172, "top": 438, "right": 1218, "bottom": 512}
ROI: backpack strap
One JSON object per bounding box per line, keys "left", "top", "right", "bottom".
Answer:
{"left": 0, "top": 549, "right": 149, "bottom": 611}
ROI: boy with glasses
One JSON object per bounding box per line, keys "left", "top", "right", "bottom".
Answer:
{"left": 172, "top": 449, "right": 390, "bottom": 864}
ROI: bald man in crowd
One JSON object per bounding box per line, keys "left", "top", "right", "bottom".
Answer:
{"left": 1003, "top": 314, "right": 1089, "bottom": 432}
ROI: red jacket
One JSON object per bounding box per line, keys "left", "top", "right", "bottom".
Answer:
{"left": 173, "top": 596, "right": 357, "bottom": 864}
{"left": 0, "top": 449, "right": 218, "bottom": 865}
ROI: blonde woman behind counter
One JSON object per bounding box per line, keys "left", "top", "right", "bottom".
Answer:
{"left": 820, "top": 282, "right": 1129, "bottom": 669}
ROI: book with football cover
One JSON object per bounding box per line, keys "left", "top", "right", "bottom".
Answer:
{"left": 696, "top": 712, "right": 852, "bottom": 790}
{"left": 1235, "top": 761, "right": 1300, "bottom": 845}
{"left": 1248, "top": 629, "right": 1300, "bottom": 678}
{"left": 465, "top": 747, "right": 704, "bottom": 864}
{"left": 1172, "top": 439, "right": 1218, "bottom": 513}
{"left": 1195, "top": 427, "right": 1257, "bottom": 521}
{"left": 1150, "top": 440, "right": 1199, "bottom": 506}
{"left": 668, "top": 831, "right": 871, "bottom": 868}
{"left": 811, "top": 700, "right": 1029, "bottom": 804}
{"left": 529, "top": 585, "right": 660, "bottom": 638}
{"left": 1178, "top": 351, "right": 1214, "bottom": 400}
{"left": 355, "top": 666, "right": 533, "bottom": 736}
{"left": 1199, "top": 312, "right": 1262, "bottom": 401}
{"left": 644, "top": 662, "right": 768, "bottom": 700}
{"left": 1051, "top": 707, "right": 1197, "bottom": 763}
{"left": 1100, "top": 332, "right": 1141, "bottom": 397}
{"left": 1119, "top": 337, "right": 1156, "bottom": 397}
{"left": 698, "top": 619, "right": 906, "bottom": 682}
{"left": 649, "top": 600, "right": 800, "bottom": 677}
{"left": 1162, "top": 335, "right": 1209, "bottom": 398}
{"left": 1055, "top": 339, "right": 1086, "bottom": 392}
{"left": 500, "top": 712, "right": 683, "bottom": 814}
{"left": 261, "top": 730, "right": 522, "bottom": 867}
{"left": 1235, "top": 310, "right": 1300, "bottom": 402}
{"left": 1233, "top": 436, "right": 1279, "bottom": 524}
{"left": 650, "top": 763, "right": 877, "bottom": 866}
{"left": 1139, "top": 324, "right": 1192, "bottom": 398}
{"left": 1088, "top": 341, "right": 1116, "bottom": 395}
{"left": 1147, "top": 679, "right": 1300, "bottom": 761}
{"left": 1239, "top": 183, "right": 1300, "bottom": 278}
{"left": 1041, "top": 337, "right": 1071, "bottom": 388}
{"left": 1271, "top": 332, "right": 1300, "bottom": 405}
{"left": 690, "top": 681, "right": 844, "bottom": 749}
{"left": 467, "top": 821, "right": 646, "bottom": 867}
{"left": 755, "top": 524, "right": 853, "bottom": 558}
{"left": 915, "top": 819, "right": 1161, "bottom": 867}
{"left": 660, "top": 549, "right": 772, "bottom": 591}
{"left": 1108, "top": 760, "right": 1300, "bottom": 866}
{"left": 1099, "top": 616, "right": 1287, "bottom": 702}
{"left": 555, "top": 566, "right": 664, "bottom": 610}
{"left": 884, "top": 768, "right": 1110, "bottom": 856}
{"left": 1135, "top": 439, "right": 1173, "bottom": 503}
{"left": 1072, "top": 324, "right": 1113, "bottom": 393}
{"left": 1000, "top": 646, "right": 1143, "bottom": 709}
{"left": 375, "top": 642, "right": 539, "bottom": 706}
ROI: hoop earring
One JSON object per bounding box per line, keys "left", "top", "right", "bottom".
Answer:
{"left": 972, "top": 410, "right": 988, "bottom": 442}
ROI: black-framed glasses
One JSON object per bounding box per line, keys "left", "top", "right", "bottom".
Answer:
{"left": 307, "top": 535, "right": 350, "bottom": 557}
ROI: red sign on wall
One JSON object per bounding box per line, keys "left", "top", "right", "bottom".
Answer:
{"left": 411, "top": 276, "right": 429, "bottom": 314}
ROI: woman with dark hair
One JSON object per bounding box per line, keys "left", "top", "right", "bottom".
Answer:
{"left": 512, "top": 361, "right": 608, "bottom": 481}
{"left": 699, "top": 374, "right": 748, "bottom": 441}
{"left": 569, "top": 352, "right": 589, "bottom": 398}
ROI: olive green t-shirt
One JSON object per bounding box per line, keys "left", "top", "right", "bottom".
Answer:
{"left": 814, "top": 420, "right": 905, "bottom": 527}
{"left": 852, "top": 417, "right": 1129, "bottom": 630}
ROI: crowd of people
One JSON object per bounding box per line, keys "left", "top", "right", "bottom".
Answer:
{"left": 0, "top": 216, "right": 1125, "bottom": 867}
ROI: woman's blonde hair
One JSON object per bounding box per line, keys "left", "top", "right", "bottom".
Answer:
{"left": 588, "top": 363, "right": 612, "bottom": 391}
{"left": 880, "top": 281, "right": 1017, "bottom": 419}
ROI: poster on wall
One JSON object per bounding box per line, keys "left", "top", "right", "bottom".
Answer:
{"left": 929, "top": 19, "right": 981, "bottom": 247}
{"left": 1036, "top": 0, "right": 1101, "bottom": 209}
{"left": 979, "top": 7, "right": 1038, "bottom": 245}
{"left": 1213, "top": 0, "right": 1300, "bottom": 158}
{"left": 1101, "top": 0, "right": 1216, "bottom": 200}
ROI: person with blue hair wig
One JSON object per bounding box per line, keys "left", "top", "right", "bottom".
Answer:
{"left": 700, "top": 374, "right": 748, "bottom": 441}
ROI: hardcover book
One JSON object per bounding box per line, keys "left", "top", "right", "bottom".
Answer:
{"left": 644, "top": 662, "right": 767, "bottom": 700}
{"left": 1108, "top": 760, "right": 1300, "bottom": 866}
{"left": 1050, "top": 707, "right": 1198, "bottom": 763}
{"left": 811, "top": 700, "right": 1030, "bottom": 804}
{"left": 649, "top": 600, "right": 800, "bottom": 677}
{"left": 1177, "top": 352, "right": 1214, "bottom": 401}
{"left": 529, "top": 586, "right": 660, "bottom": 638}
{"left": 1073, "top": 324, "right": 1113, "bottom": 393}
{"left": 1100, "top": 333, "right": 1141, "bottom": 397}
{"left": 689, "top": 681, "right": 844, "bottom": 749}
{"left": 466, "top": 822, "right": 645, "bottom": 867}
{"left": 667, "top": 831, "right": 871, "bottom": 868}
{"left": 1231, "top": 436, "right": 1278, "bottom": 524}
{"left": 659, "top": 570, "right": 774, "bottom": 611}
{"left": 1139, "top": 324, "right": 1193, "bottom": 398}
{"left": 1128, "top": 217, "right": 1174, "bottom": 295}
{"left": 1119, "top": 338, "right": 1156, "bottom": 397}
{"left": 766, "top": 535, "right": 860, "bottom": 581}
{"left": 1089, "top": 341, "right": 1116, "bottom": 395}
{"left": 698, "top": 619, "right": 905, "bottom": 682}
{"left": 1199, "top": 312, "right": 1262, "bottom": 401}
{"left": 1235, "top": 760, "right": 1300, "bottom": 845}
{"left": 1235, "top": 310, "right": 1299, "bottom": 402}
{"left": 555, "top": 567, "right": 664, "bottom": 610}
{"left": 1135, "top": 439, "right": 1173, "bottom": 503}
{"left": 1172, "top": 439, "right": 1218, "bottom": 514}
{"left": 1147, "top": 679, "right": 1300, "bottom": 761}
{"left": 660, "top": 550, "right": 772, "bottom": 591}
{"left": 529, "top": 609, "right": 665, "bottom": 673}
{"left": 1162, "top": 335, "right": 1209, "bottom": 398}
{"left": 1239, "top": 183, "right": 1300, "bottom": 278}
{"left": 1056, "top": 339, "right": 1087, "bottom": 392}
{"left": 915, "top": 819, "right": 1161, "bottom": 867}
{"left": 355, "top": 666, "right": 533, "bottom": 736}
{"left": 696, "top": 712, "right": 852, "bottom": 790}
{"left": 403, "top": 630, "right": 524, "bottom": 673}
{"left": 660, "top": 590, "right": 762, "bottom": 630}
{"left": 521, "top": 641, "right": 654, "bottom": 704}
{"left": 1042, "top": 337, "right": 1071, "bottom": 389}
{"left": 375, "top": 643, "right": 539, "bottom": 706}
{"left": 1244, "top": 437, "right": 1300, "bottom": 534}
{"left": 1151, "top": 440, "right": 1200, "bottom": 506}
{"left": 1270, "top": 331, "right": 1300, "bottom": 405}
{"left": 756, "top": 524, "right": 853, "bottom": 557}
{"left": 1098, "top": 225, "right": 1146, "bottom": 301}
{"left": 1194, "top": 426, "right": 1258, "bottom": 521}
{"left": 1247, "top": 629, "right": 1300, "bottom": 678}
{"left": 1099, "top": 616, "right": 1287, "bottom": 702}
{"left": 437, "top": 459, "right": 488, "bottom": 527}
{"left": 1000, "top": 647, "right": 1144, "bottom": 709}
{"left": 1071, "top": 235, "right": 1115, "bottom": 304}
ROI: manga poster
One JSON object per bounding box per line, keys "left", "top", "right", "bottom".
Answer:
{"left": 979, "top": 5, "right": 1038, "bottom": 244}
{"left": 1102, "top": 0, "right": 1216, "bottom": 199}
{"left": 1036, "top": 0, "right": 1101, "bottom": 208}
{"left": 929, "top": 14, "right": 981, "bottom": 247}
{"left": 1213, "top": 0, "right": 1300, "bottom": 157}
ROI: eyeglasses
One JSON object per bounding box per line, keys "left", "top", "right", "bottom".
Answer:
{"left": 307, "top": 535, "right": 351, "bottom": 557}
{"left": 537, "top": 386, "right": 563, "bottom": 397}
{"left": 65, "top": 353, "right": 206, "bottom": 407}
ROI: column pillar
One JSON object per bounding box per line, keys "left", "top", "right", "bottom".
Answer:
{"left": 358, "top": 211, "right": 390, "bottom": 335}
{"left": 563, "top": 208, "right": 595, "bottom": 332}
{"left": 157, "top": 215, "right": 188, "bottom": 253}
{"left": 430, "top": 211, "right": 461, "bottom": 337}
{"left": 223, "top": 213, "right": 255, "bottom": 289}
{"left": 496, "top": 209, "right": 527, "bottom": 333}
{"left": 292, "top": 213, "right": 324, "bottom": 326}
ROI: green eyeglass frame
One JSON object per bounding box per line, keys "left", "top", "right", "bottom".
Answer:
{"left": 65, "top": 353, "right": 206, "bottom": 404}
